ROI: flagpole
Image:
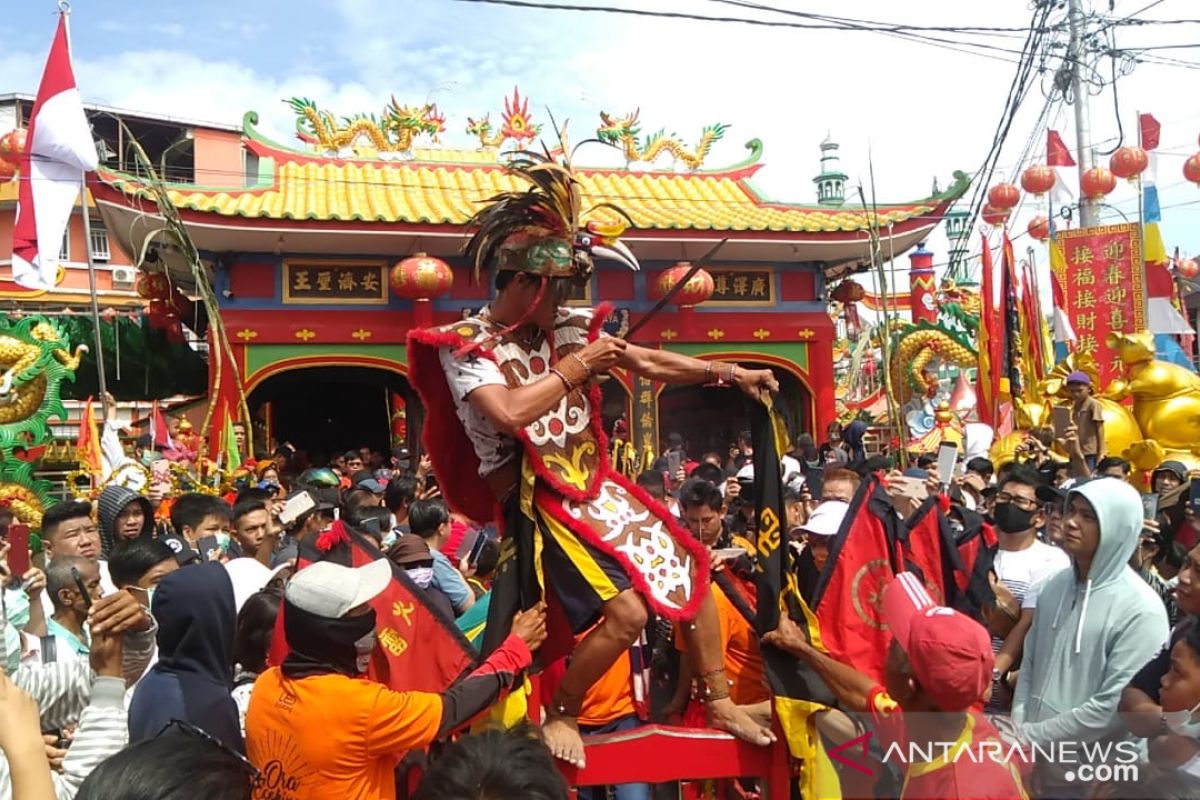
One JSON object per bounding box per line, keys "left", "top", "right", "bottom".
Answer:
{"left": 79, "top": 178, "right": 111, "bottom": 420}
{"left": 1136, "top": 109, "right": 1149, "bottom": 327}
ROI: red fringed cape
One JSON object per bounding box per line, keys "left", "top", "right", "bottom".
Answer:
{"left": 406, "top": 304, "right": 709, "bottom": 624}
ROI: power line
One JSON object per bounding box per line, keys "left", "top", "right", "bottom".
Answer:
{"left": 451, "top": 0, "right": 1039, "bottom": 63}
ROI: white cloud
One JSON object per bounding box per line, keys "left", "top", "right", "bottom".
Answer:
{"left": 5, "top": 0, "right": 1198, "bottom": 277}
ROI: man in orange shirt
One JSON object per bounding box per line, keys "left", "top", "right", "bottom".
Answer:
{"left": 576, "top": 634, "right": 649, "bottom": 800}
{"left": 668, "top": 480, "right": 768, "bottom": 717}
{"left": 245, "top": 559, "right": 546, "bottom": 800}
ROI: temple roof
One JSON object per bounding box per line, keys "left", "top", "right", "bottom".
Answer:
{"left": 95, "top": 111, "right": 969, "bottom": 236}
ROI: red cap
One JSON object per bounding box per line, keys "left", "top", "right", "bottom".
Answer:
{"left": 882, "top": 573, "right": 994, "bottom": 712}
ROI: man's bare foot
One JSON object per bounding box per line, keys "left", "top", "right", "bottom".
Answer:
{"left": 743, "top": 701, "right": 773, "bottom": 731}
{"left": 707, "top": 697, "right": 776, "bottom": 746}
{"left": 543, "top": 715, "right": 587, "bottom": 768}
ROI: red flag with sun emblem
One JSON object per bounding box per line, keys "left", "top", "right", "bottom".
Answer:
{"left": 809, "top": 474, "right": 899, "bottom": 684}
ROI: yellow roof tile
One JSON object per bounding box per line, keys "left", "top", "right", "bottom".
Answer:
{"left": 97, "top": 130, "right": 969, "bottom": 234}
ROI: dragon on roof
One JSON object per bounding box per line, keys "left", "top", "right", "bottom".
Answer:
{"left": 287, "top": 96, "right": 446, "bottom": 158}
{"left": 466, "top": 86, "right": 542, "bottom": 150}
{"left": 596, "top": 109, "right": 729, "bottom": 171}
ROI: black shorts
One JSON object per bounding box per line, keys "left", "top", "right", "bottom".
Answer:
{"left": 538, "top": 511, "right": 633, "bottom": 634}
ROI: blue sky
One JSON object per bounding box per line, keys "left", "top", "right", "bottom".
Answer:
{"left": 5, "top": 0, "right": 1200, "bottom": 284}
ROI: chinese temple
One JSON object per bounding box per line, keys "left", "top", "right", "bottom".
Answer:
{"left": 89, "top": 93, "right": 968, "bottom": 461}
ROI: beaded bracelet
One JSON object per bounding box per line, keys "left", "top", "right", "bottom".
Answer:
{"left": 568, "top": 351, "right": 592, "bottom": 378}
{"left": 550, "top": 367, "right": 574, "bottom": 392}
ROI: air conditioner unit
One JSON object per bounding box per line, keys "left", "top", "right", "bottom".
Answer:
{"left": 111, "top": 266, "right": 137, "bottom": 290}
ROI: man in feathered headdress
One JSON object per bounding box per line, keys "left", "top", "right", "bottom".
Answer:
{"left": 408, "top": 144, "right": 778, "bottom": 765}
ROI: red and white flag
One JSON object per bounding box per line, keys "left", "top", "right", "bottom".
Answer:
{"left": 11, "top": 14, "right": 99, "bottom": 290}
{"left": 149, "top": 400, "right": 175, "bottom": 451}
{"left": 1046, "top": 129, "right": 1076, "bottom": 206}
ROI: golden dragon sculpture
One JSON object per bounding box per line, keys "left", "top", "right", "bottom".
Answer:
{"left": 466, "top": 86, "right": 541, "bottom": 150}
{"left": 287, "top": 96, "right": 446, "bottom": 157}
{"left": 596, "top": 110, "right": 729, "bottom": 171}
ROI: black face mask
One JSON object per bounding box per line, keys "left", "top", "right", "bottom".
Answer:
{"left": 992, "top": 502, "right": 1036, "bottom": 534}
{"left": 281, "top": 599, "right": 377, "bottom": 679}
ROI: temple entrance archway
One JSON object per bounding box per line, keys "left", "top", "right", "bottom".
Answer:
{"left": 656, "top": 361, "right": 811, "bottom": 461}
{"left": 248, "top": 365, "right": 415, "bottom": 468}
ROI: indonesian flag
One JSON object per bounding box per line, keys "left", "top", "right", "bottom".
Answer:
{"left": 11, "top": 14, "right": 98, "bottom": 290}
{"left": 1046, "top": 129, "right": 1076, "bottom": 205}
{"left": 149, "top": 399, "right": 174, "bottom": 451}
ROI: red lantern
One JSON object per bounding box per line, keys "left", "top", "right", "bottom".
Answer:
{"left": 831, "top": 279, "right": 866, "bottom": 303}
{"left": 1109, "top": 146, "right": 1148, "bottom": 181}
{"left": 1020, "top": 164, "right": 1056, "bottom": 196}
{"left": 1080, "top": 166, "right": 1116, "bottom": 199}
{"left": 135, "top": 272, "right": 171, "bottom": 300}
{"left": 981, "top": 203, "right": 1009, "bottom": 227}
{"left": 1027, "top": 215, "right": 1050, "bottom": 242}
{"left": 0, "top": 160, "right": 15, "bottom": 183}
{"left": 987, "top": 183, "right": 1021, "bottom": 211}
{"left": 1178, "top": 257, "right": 1200, "bottom": 281}
{"left": 1184, "top": 154, "right": 1200, "bottom": 186}
{"left": 0, "top": 129, "right": 26, "bottom": 165}
{"left": 656, "top": 262, "right": 714, "bottom": 307}
{"left": 390, "top": 253, "right": 453, "bottom": 299}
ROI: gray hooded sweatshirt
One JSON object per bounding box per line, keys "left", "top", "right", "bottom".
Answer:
{"left": 1013, "top": 478, "right": 1168, "bottom": 749}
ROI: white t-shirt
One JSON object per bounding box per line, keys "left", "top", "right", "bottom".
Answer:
{"left": 994, "top": 540, "right": 1071, "bottom": 612}
{"left": 736, "top": 455, "right": 802, "bottom": 482}
{"left": 439, "top": 307, "right": 595, "bottom": 478}
{"left": 439, "top": 346, "right": 516, "bottom": 477}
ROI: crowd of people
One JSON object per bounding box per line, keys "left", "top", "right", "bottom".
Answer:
{"left": 0, "top": 401, "right": 1196, "bottom": 800}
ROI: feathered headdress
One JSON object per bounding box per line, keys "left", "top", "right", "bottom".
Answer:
{"left": 465, "top": 134, "right": 639, "bottom": 286}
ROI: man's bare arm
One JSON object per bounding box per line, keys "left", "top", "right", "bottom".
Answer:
{"left": 466, "top": 338, "right": 627, "bottom": 435}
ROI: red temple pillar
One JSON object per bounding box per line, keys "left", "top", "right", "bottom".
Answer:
{"left": 908, "top": 243, "right": 937, "bottom": 324}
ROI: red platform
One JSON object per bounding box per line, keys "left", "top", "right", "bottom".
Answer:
{"left": 562, "top": 724, "right": 791, "bottom": 798}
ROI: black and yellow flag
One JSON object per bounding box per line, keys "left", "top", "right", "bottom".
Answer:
{"left": 751, "top": 400, "right": 842, "bottom": 800}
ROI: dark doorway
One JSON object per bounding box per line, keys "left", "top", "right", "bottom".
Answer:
{"left": 657, "top": 364, "right": 810, "bottom": 459}
{"left": 249, "top": 367, "right": 412, "bottom": 467}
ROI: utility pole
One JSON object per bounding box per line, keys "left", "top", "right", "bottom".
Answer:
{"left": 1067, "top": 0, "right": 1099, "bottom": 227}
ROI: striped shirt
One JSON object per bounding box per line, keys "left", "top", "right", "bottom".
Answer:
{"left": 4, "top": 663, "right": 128, "bottom": 799}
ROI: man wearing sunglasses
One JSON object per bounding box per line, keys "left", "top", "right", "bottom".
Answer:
{"left": 986, "top": 464, "right": 1070, "bottom": 711}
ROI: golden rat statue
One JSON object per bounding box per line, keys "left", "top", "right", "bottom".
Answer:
{"left": 1105, "top": 330, "right": 1200, "bottom": 453}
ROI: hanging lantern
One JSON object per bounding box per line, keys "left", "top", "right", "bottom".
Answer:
{"left": 656, "top": 262, "right": 714, "bottom": 307}
{"left": 1178, "top": 257, "right": 1200, "bottom": 281}
{"left": 0, "top": 159, "right": 15, "bottom": 183}
{"left": 1184, "top": 154, "right": 1200, "bottom": 186}
{"left": 1020, "top": 164, "right": 1056, "bottom": 196}
{"left": 135, "top": 272, "right": 171, "bottom": 300}
{"left": 1027, "top": 215, "right": 1050, "bottom": 242}
{"left": 987, "top": 182, "right": 1021, "bottom": 211}
{"left": 0, "top": 129, "right": 26, "bottom": 166}
{"left": 981, "top": 203, "right": 1009, "bottom": 227}
{"left": 830, "top": 280, "right": 866, "bottom": 303}
{"left": 1109, "top": 146, "right": 1148, "bottom": 181}
{"left": 389, "top": 253, "right": 453, "bottom": 299}
{"left": 1080, "top": 166, "right": 1117, "bottom": 199}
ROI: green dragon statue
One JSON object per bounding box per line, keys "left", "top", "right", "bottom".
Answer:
{"left": 596, "top": 110, "right": 729, "bottom": 171}
{"left": 286, "top": 96, "right": 446, "bottom": 157}
{"left": 0, "top": 315, "right": 84, "bottom": 527}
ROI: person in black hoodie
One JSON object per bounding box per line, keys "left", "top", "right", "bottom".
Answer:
{"left": 96, "top": 485, "right": 155, "bottom": 557}
{"left": 127, "top": 561, "right": 242, "bottom": 751}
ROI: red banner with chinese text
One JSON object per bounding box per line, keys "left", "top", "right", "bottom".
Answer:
{"left": 1052, "top": 224, "right": 1145, "bottom": 385}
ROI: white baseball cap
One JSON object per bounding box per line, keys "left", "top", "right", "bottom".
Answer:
{"left": 285, "top": 558, "right": 392, "bottom": 619}
{"left": 224, "top": 557, "right": 292, "bottom": 613}
{"left": 798, "top": 500, "right": 849, "bottom": 538}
